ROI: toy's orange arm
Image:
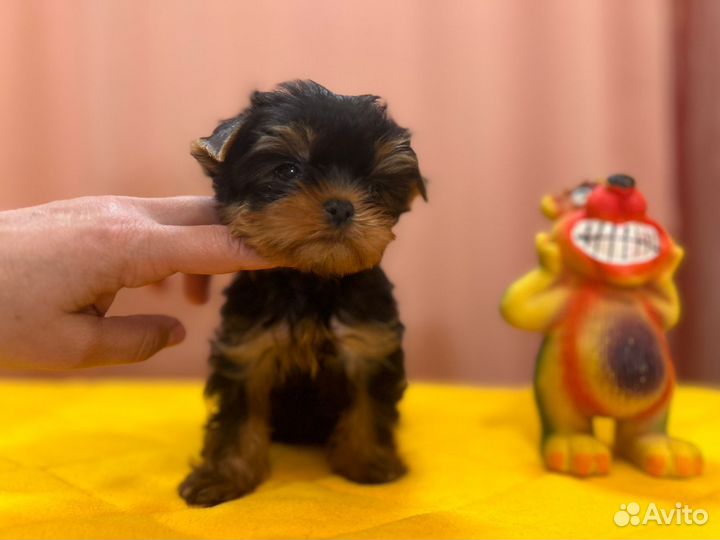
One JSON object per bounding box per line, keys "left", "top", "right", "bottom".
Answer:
{"left": 643, "top": 243, "right": 684, "bottom": 330}
{"left": 500, "top": 233, "right": 571, "bottom": 333}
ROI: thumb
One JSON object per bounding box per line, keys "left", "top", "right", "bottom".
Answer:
{"left": 78, "top": 315, "right": 186, "bottom": 367}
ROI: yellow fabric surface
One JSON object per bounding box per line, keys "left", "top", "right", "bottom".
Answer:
{"left": 0, "top": 381, "right": 718, "bottom": 539}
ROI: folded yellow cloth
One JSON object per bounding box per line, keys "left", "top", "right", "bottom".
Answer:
{"left": 0, "top": 381, "right": 717, "bottom": 539}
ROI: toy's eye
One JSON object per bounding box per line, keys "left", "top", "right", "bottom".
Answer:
{"left": 274, "top": 163, "right": 302, "bottom": 180}
{"left": 571, "top": 185, "right": 593, "bottom": 207}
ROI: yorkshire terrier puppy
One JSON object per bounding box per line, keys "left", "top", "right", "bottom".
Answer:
{"left": 179, "top": 80, "right": 426, "bottom": 506}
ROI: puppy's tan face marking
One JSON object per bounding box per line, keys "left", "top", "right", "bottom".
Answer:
{"left": 373, "top": 135, "right": 415, "bottom": 176}
{"left": 193, "top": 85, "right": 426, "bottom": 277}
{"left": 219, "top": 180, "right": 397, "bottom": 276}
{"left": 373, "top": 135, "right": 427, "bottom": 203}
{"left": 253, "top": 124, "right": 314, "bottom": 161}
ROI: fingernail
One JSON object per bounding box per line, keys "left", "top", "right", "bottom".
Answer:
{"left": 168, "top": 323, "right": 186, "bottom": 346}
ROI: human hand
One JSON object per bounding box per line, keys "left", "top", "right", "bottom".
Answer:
{"left": 0, "top": 196, "right": 272, "bottom": 369}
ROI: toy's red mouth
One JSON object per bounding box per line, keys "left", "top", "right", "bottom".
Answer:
{"left": 570, "top": 219, "right": 661, "bottom": 265}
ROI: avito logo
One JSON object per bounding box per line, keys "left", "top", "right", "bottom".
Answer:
{"left": 614, "top": 502, "right": 708, "bottom": 527}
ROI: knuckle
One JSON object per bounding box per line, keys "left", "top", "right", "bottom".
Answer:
{"left": 202, "top": 225, "right": 242, "bottom": 261}
{"left": 57, "top": 318, "right": 110, "bottom": 369}
{"left": 84, "top": 202, "right": 143, "bottom": 248}
{"left": 218, "top": 227, "right": 253, "bottom": 261}
{"left": 220, "top": 228, "right": 244, "bottom": 257}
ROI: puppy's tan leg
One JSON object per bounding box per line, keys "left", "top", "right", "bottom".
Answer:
{"left": 180, "top": 344, "right": 275, "bottom": 506}
{"left": 327, "top": 320, "right": 407, "bottom": 484}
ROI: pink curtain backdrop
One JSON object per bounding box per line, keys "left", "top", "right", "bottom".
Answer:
{"left": 674, "top": 0, "right": 720, "bottom": 382}
{"left": 0, "top": 0, "right": 704, "bottom": 382}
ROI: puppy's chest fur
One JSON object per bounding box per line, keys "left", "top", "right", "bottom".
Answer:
{"left": 211, "top": 268, "right": 403, "bottom": 440}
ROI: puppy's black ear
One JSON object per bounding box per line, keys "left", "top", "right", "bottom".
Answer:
{"left": 416, "top": 176, "right": 428, "bottom": 201}
{"left": 190, "top": 114, "right": 246, "bottom": 177}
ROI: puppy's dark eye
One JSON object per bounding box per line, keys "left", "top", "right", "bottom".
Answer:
{"left": 274, "top": 163, "right": 302, "bottom": 180}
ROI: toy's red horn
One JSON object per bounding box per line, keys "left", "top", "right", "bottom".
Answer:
{"left": 586, "top": 174, "right": 647, "bottom": 219}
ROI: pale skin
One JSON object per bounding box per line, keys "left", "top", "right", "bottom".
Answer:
{"left": 0, "top": 196, "right": 272, "bottom": 370}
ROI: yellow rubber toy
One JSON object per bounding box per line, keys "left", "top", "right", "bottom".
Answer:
{"left": 501, "top": 175, "right": 701, "bottom": 478}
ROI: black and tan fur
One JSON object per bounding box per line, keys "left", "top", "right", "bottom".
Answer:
{"left": 179, "top": 80, "right": 426, "bottom": 506}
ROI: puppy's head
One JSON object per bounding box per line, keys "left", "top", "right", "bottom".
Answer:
{"left": 191, "top": 80, "right": 426, "bottom": 276}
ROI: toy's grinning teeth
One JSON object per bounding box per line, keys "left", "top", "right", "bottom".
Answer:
{"left": 571, "top": 219, "right": 660, "bottom": 265}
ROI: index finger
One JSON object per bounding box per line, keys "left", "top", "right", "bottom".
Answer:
{"left": 129, "top": 224, "right": 277, "bottom": 287}
{"left": 130, "top": 196, "right": 222, "bottom": 226}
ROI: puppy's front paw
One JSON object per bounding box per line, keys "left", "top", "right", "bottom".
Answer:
{"left": 329, "top": 446, "right": 407, "bottom": 484}
{"left": 178, "top": 466, "right": 259, "bottom": 507}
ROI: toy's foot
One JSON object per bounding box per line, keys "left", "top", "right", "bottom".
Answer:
{"left": 621, "top": 434, "right": 702, "bottom": 478}
{"left": 543, "top": 434, "right": 611, "bottom": 477}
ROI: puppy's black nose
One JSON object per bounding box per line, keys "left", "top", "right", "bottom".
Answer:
{"left": 323, "top": 199, "right": 355, "bottom": 227}
{"left": 608, "top": 174, "right": 636, "bottom": 189}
